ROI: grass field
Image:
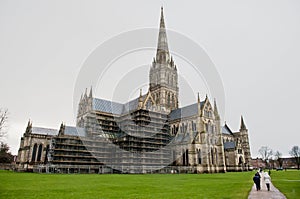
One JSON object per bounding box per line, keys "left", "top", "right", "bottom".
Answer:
{"left": 271, "top": 170, "right": 300, "bottom": 199}
{"left": 1, "top": 170, "right": 299, "bottom": 199}
{"left": 0, "top": 171, "right": 254, "bottom": 199}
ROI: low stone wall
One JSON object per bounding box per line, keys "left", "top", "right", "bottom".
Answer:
{"left": 0, "top": 163, "right": 16, "bottom": 171}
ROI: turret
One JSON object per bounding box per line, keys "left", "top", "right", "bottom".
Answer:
{"left": 240, "top": 115, "right": 247, "bottom": 131}
{"left": 214, "top": 98, "right": 220, "bottom": 120}
{"left": 24, "top": 120, "right": 32, "bottom": 135}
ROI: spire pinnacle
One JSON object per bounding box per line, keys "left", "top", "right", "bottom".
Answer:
{"left": 84, "top": 88, "right": 87, "bottom": 97}
{"left": 197, "top": 92, "right": 200, "bottom": 103}
{"left": 89, "top": 86, "right": 93, "bottom": 98}
{"left": 214, "top": 98, "right": 220, "bottom": 119}
{"left": 156, "top": 7, "right": 169, "bottom": 63}
{"left": 240, "top": 115, "right": 247, "bottom": 130}
{"left": 214, "top": 98, "right": 218, "bottom": 111}
{"left": 160, "top": 7, "right": 165, "bottom": 29}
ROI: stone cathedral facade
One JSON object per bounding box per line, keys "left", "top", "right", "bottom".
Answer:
{"left": 16, "top": 8, "right": 251, "bottom": 174}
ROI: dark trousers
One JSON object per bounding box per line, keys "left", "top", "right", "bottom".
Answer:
{"left": 266, "top": 183, "right": 270, "bottom": 191}
{"left": 255, "top": 182, "right": 261, "bottom": 191}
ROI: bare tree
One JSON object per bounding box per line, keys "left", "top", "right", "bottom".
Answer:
{"left": 258, "top": 146, "right": 273, "bottom": 168}
{"left": 0, "top": 109, "right": 8, "bottom": 141}
{"left": 0, "top": 109, "right": 13, "bottom": 163}
{"left": 289, "top": 146, "right": 300, "bottom": 170}
{"left": 274, "top": 151, "right": 283, "bottom": 168}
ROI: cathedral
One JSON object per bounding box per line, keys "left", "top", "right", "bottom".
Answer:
{"left": 16, "top": 8, "right": 251, "bottom": 174}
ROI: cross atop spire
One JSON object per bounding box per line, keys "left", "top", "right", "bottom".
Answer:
{"left": 156, "top": 7, "right": 170, "bottom": 63}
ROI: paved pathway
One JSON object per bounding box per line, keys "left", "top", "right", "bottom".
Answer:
{"left": 248, "top": 173, "right": 286, "bottom": 199}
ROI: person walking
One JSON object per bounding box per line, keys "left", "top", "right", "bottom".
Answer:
{"left": 264, "top": 172, "right": 271, "bottom": 191}
{"left": 253, "top": 172, "right": 261, "bottom": 191}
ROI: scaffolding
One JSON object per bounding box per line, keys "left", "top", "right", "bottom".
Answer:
{"left": 46, "top": 108, "right": 175, "bottom": 174}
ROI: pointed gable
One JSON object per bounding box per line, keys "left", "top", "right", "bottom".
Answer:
{"left": 222, "top": 123, "right": 234, "bottom": 135}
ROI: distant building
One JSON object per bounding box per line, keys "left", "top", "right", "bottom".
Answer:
{"left": 16, "top": 8, "right": 251, "bottom": 174}
{"left": 251, "top": 157, "right": 298, "bottom": 169}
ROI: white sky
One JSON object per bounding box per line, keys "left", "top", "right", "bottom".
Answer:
{"left": 1, "top": 0, "right": 300, "bottom": 157}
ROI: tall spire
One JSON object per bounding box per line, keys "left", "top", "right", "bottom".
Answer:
{"left": 240, "top": 115, "right": 247, "bottom": 131}
{"left": 156, "top": 7, "right": 170, "bottom": 63}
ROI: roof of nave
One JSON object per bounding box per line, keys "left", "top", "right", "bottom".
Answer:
{"left": 92, "top": 93, "right": 148, "bottom": 115}
{"left": 122, "top": 96, "right": 145, "bottom": 113}
{"left": 31, "top": 127, "right": 58, "bottom": 136}
{"left": 64, "top": 126, "right": 86, "bottom": 137}
{"left": 31, "top": 126, "right": 86, "bottom": 137}
{"left": 169, "top": 102, "right": 204, "bottom": 121}
{"left": 93, "top": 98, "right": 124, "bottom": 115}
{"left": 93, "top": 97, "right": 206, "bottom": 120}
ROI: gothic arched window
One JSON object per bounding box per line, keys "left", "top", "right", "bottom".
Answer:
{"left": 44, "top": 145, "right": 49, "bottom": 163}
{"left": 239, "top": 156, "right": 243, "bottom": 165}
{"left": 36, "top": 144, "right": 43, "bottom": 162}
{"left": 211, "top": 148, "right": 214, "bottom": 164}
{"left": 146, "top": 100, "right": 152, "bottom": 110}
{"left": 156, "top": 93, "right": 159, "bottom": 104}
{"left": 31, "top": 144, "right": 37, "bottom": 162}
{"left": 186, "top": 149, "right": 189, "bottom": 166}
{"left": 215, "top": 148, "right": 218, "bottom": 165}
{"left": 197, "top": 149, "right": 202, "bottom": 164}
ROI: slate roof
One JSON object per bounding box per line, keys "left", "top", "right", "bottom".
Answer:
{"left": 64, "top": 126, "right": 86, "bottom": 137}
{"left": 93, "top": 98, "right": 123, "bottom": 115}
{"left": 92, "top": 95, "right": 144, "bottom": 115}
{"left": 222, "top": 124, "right": 233, "bottom": 135}
{"left": 122, "top": 97, "right": 140, "bottom": 114}
{"left": 31, "top": 127, "right": 58, "bottom": 136}
{"left": 169, "top": 102, "right": 204, "bottom": 121}
{"left": 224, "top": 141, "right": 236, "bottom": 149}
{"left": 93, "top": 97, "right": 204, "bottom": 121}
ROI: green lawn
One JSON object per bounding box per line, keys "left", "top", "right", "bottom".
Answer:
{"left": 271, "top": 170, "right": 300, "bottom": 199}
{"left": 0, "top": 171, "right": 254, "bottom": 199}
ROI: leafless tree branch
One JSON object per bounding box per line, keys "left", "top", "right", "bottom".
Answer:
{"left": 289, "top": 146, "right": 300, "bottom": 170}
{"left": 258, "top": 146, "right": 273, "bottom": 165}
{"left": 0, "top": 109, "right": 8, "bottom": 140}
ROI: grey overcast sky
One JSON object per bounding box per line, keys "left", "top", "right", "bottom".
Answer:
{"left": 0, "top": 0, "right": 299, "bottom": 157}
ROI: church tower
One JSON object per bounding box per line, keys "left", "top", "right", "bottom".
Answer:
{"left": 238, "top": 116, "right": 252, "bottom": 168}
{"left": 149, "top": 7, "right": 179, "bottom": 113}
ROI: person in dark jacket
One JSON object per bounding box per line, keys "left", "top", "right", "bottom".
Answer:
{"left": 253, "top": 172, "right": 261, "bottom": 191}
